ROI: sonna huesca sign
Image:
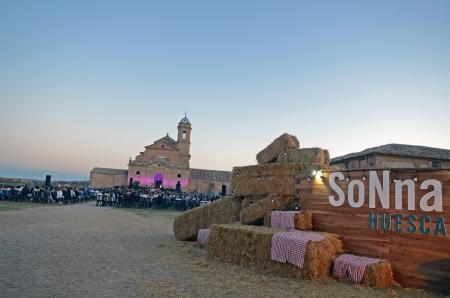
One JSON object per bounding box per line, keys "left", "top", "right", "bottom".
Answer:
{"left": 328, "top": 171, "right": 446, "bottom": 237}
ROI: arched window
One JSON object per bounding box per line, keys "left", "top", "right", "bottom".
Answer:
{"left": 182, "top": 131, "right": 186, "bottom": 140}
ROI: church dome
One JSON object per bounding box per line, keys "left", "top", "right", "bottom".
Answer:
{"left": 179, "top": 115, "right": 191, "bottom": 125}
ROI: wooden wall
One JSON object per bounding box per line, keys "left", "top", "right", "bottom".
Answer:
{"left": 299, "top": 169, "right": 449, "bottom": 294}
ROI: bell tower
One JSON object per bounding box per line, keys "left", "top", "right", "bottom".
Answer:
{"left": 177, "top": 114, "right": 192, "bottom": 167}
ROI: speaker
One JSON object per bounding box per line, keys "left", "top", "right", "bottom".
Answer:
{"left": 45, "top": 175, "right": 51, "bottom": 187}
{"left": 129, "top": 178, "right": 133, "bottom": 187}
{"left": 176, "top": 181, "right": 181, "bottom": 192}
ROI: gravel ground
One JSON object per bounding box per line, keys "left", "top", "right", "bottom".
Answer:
{"left": 0, "top": 202, "right": 441, "bottom": 298}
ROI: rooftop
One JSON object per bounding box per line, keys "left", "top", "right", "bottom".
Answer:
{"left": 91, "top": 167, "right": 128, "bottom": 175}
{"left": 153, "top": 134, "right": 177, "bottom": 145}
{"left": 330, "top": 143, "right": 450, "bottom": 164}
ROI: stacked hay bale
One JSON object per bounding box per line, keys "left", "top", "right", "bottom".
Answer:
{"left": 264, "top": 211, "right": 313, "bottom": 230}
{"left": 207, "top": 224, "right": 343, "bottom": 279}
{"left": 173, "top": 133, "right": 331, "bottom": 240}
{"left": 173, "top": 196, "right": 242, "bottom": 240}
{"left": 233, "top": 163, "right": 323, "bottom": 225}
{"left": 231, "top": 163, "right": 323, "bottom": 197}
{"left": 363, "top": 262, "right": 396, "bottom": 288}
{"left": 256, "top": 133, "right": 300, "bottom": 164}
{"left": 276, "top": 147, "right": 330, "bottom": 164}
{"left": 240, "top": 196, "right": 287, "bottom": 225}
{"left": 172, "top": 132, "right": 397, "bottom": 288}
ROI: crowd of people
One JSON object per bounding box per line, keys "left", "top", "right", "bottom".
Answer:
{"left": 0, "top": 185, "right": 92, "bottom": 204}
{"left": 93, "top": 187, "right": 222, "bottom": 211}
{"left": 0, "top": 184, "right": 223, "bottom": 211}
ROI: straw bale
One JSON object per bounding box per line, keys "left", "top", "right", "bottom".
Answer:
{"left": 263, "top": 211, "right": 313, "bottom": 230}
{"left": 362, "top": 261, "right": 396, "bottom": 288}
{"left": 295, "top": 211, "right": 313, "bottom": 230}
{"left": 232, "top": 163, "right": 322, "bottom": 197}
{"left": 173, "top": 196, "right": 242, "bottom": 241}
{"left": 239, "top": 196, "right": 292, "bottom": 225}
{"left": 240, "top": 195, "right": 266, "bottom": 210}
{"left": 277, "top": 148, "right": 330, "bottom": 165}
{"left": 256, "top": 133, "right": 299, "bottom": 164}
{"left": 207, "top": 224, "right": 343, "bottom": 280}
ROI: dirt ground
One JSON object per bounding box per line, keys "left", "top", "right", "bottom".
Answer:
{"left": 0, "top": 202, "right": 443, "bottom": 298}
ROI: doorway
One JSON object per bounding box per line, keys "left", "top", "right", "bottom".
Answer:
{"left": 154, "top": 172, "right": 163, "bottom": 189}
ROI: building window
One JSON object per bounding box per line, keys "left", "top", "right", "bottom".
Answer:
{"left": 177, "top": 174, "right": 181, "bottom": 178}
{"left": 136, "top": 171, "right": 140, "bottom": 175}
{"left": 182, "top": 131, "right": 186, "bottom": 140}
{"left": 432, "top": 161, "right": 441, "bottom": 168}
{"left": 162, "top": 144, "right": 165, "bottom": 148}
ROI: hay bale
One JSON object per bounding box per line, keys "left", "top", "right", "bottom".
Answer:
{"left": 232, "top": 163, "right": 321, "bottom": 197}
{"left": 264, "top": 211, "right": 313, "bottom": 231}
{"left": 173, "top": 196, "right": 242, "bottom": 241}
{"left": 333, "top": 254, "right": 396, "bottom": 288}
{"left": 240, "top": 195, "right": 266, "bottom": 210}
{"left": 363, "top": 261, "right": 396, "bottom": 288}
{"left": 207, "top": 224, "right": 343, "bottom": 279}
{"left": 256, "top": 133, "right": 299, "bottom": 164}
{"left": 239, "top": 196, "right": 292, "bottom": 225}
{"left": 263, "top": 211, "right": 272, "bottom": 227}
{"left": 277, "top": 148, "right": 330, "bottom": 165}
{"left": 295, "top": 211, "right": 313, "bottom": 230}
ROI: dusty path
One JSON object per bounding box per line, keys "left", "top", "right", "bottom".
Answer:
{"left": 0, "top": 202, "right": 439, "bottom": 297}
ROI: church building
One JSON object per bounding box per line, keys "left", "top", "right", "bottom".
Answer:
{"left": 89, "top": 116, "right": 232, "bottom": 194}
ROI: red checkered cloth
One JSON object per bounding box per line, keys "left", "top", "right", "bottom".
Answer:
{"left": 271, "top": 211, "right": 299, "bottom": 230}
{"left": 197, "top": 228, "right": 210, "bottom": 246}
{"left": 333, "top": 254, "right": 382, "bottom": 283}
{"left": 271, "top": 229, "right": 325, "bottom": 268}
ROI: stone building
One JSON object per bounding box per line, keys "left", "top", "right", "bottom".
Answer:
{"left": 330, "top": 143, "right": 450, "bottom": 169}
{"left": 89, "top": 116, "right": 232, "bottom": 193}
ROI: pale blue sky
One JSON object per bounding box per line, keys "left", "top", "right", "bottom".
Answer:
{"left": 0, "top": 0, "right": 449, "bottom": 180}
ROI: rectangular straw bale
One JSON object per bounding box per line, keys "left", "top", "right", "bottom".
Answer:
{"left": 173, "top": 196, "right": 242, "bottom": 241}
{"left": 277, "top": 148, "right": 330, "bottom": 165}
{"left": 295, "top": 212, "right": 313, "bottom": 230}
{"left": 232, "top": 163, "right": 310, "bottom": 196}
{"left": 256, "top": 133, "right": 300, "bottom": 164}
{"left": 264, "top": 211, "right": 313, "bottom": 230}
{"left": 240, "top": 194, "right": 266, "bottom": 209}
{"left": 207, "top": 224, "right": 343, "bottom": 280}
{"left": 240, "top": 195, "right": 293, "bottom": 225}
{"left": 362, "top": 261, "right": 396, "bottom": 288}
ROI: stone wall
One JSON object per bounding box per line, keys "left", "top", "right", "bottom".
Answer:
{"left": 89, "top": 168, "right": 128, "bottom": 188}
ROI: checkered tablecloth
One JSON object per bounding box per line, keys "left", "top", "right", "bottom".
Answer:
{"left": 197, "top": 228, "right": 210, "bottom": 246}
{"left": 333, "top": 254, "right": 382, "bottom": 283}
{"left": 271, "top": 229, "right": 325, "bottom": 268}
{"left": 271, "top": 211, "right": 299, "bottom": 230}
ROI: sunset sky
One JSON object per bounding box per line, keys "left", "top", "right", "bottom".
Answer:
{"left": 1, "top": 0, "right": 449, "bottom": 180}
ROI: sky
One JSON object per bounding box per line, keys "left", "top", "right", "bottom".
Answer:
{"left": 0, "top": 0, "right": 449, "bottom": 180}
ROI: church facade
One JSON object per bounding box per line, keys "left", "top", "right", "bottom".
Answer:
{"left": 89, "top": 116, "right": 232, "bottom": 194}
